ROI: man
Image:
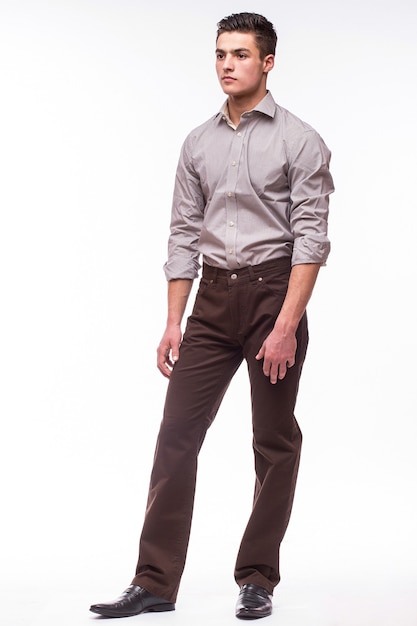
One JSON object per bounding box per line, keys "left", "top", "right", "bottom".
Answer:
{"left": 90, "top": 12, "right": 334, "bottom": 620}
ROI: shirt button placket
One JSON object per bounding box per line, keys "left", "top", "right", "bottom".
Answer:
{"left": 225, "top": 127, "right": 244, "bottom": 266}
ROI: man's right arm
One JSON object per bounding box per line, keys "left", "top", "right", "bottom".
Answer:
{"left": 158, "top": 133, "right": 203, "bottom": 378}
{"left": 164, "top": 134, "right": 204, "bottom": 283}
{"left": 157, "top": 278, "right": 193, "bottom": 378}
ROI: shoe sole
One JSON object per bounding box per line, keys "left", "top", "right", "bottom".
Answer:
{"left": 90, "top": 603, "right": 175, "bottom": 617}
{"left": 236, "top": 609, "right": 272, "bottom": 620}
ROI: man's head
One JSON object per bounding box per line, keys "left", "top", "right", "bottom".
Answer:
{"left": 215, "top": 13, "right": 275, "bottom": 103}
{"left": 216, "top": 12, "right": 277, "bottom": 60}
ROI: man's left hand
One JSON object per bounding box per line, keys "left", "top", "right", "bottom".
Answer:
{"left": 255, "top": 328, "right": 297, "bottom": 384}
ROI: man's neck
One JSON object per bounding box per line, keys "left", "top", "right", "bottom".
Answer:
{"left": 227, "top": 90, "right": 268, "bottom": 127}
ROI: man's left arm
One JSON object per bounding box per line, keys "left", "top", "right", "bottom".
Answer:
{"left": 255, "top": 263, "right": 320, "bottom": 383}
{"left": 256, "top": 128, "right": 334, "bottom": 383}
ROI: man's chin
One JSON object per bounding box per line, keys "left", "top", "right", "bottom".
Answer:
{"left": 220, "top": 85, "right": 243, "bottom": 97}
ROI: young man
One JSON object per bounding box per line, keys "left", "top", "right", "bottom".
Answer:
{"left": 90, "top": 12, "right": 334, "bottom": 620}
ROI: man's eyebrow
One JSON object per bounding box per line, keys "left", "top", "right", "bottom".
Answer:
{"left": 215, "top": 47, "right": 252, "bottom": 54}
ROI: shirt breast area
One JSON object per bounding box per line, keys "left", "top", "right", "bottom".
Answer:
{"left": 189, "top": 113, "right": 292, "bottom": 218}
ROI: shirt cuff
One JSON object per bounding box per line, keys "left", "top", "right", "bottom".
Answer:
{"left": 292, "top": 237, "right": 330, "bottom": 266}
{"left": 163, "top": 256, "right": 201, "bottom": 281}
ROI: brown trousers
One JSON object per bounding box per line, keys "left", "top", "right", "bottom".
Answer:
{"left": 132, "top": 258, "right": 308, "bottom": 603}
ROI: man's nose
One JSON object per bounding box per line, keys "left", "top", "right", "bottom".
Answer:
{"left": 223, "top": 53, "right": 234, "bottom": 71}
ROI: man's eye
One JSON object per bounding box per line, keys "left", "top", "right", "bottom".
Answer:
{"left": 238, "top": 54, "right": 247, "bottom": 59}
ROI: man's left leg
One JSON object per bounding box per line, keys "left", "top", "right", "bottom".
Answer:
{"left": 233, "top": 264, "right": 309, "bottom": 618}
{"left": 234, "top": 316, "right": 307, "bottom": 592}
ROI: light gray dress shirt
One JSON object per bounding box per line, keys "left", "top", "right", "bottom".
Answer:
{"left": 164, "top": 91, "right": 334, "bottom": 281}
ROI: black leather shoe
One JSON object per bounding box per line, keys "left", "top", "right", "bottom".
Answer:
{"left": 90, "top": 585, "right": 175, "bottom": 617}
{"left": 235, "top": 584, "right": 272, "bottom": 619}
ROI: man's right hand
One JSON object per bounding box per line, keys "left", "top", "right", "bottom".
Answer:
{"left": 157, "top": 324, "right": 182, "bottom": 378}
{"left": 157, "top": 278, "right": 192, "bottom": 378}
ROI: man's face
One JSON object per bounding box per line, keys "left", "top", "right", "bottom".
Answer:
{"left": 215, "top": 31, "right": 273, "bottom": 99}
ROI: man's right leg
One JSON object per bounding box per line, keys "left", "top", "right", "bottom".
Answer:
{"left": 131, "top": 282, "right": 243, "bottom": 603}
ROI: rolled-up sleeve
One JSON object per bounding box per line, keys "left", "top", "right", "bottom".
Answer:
{"left": 163, "top": 135, "right": 205, "bottom": 281}
{"left": 287, "top": 130, "right": 334, "bottom": 266}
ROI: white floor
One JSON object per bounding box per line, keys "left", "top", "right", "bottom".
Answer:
{"left": 4, "top": 577, "right": 417, "bottom": 626}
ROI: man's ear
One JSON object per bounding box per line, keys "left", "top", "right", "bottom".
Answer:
{"left": 263, "top": 54, "right": 275, "bottom": 74}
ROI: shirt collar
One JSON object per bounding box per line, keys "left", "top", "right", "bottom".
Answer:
{"left": 217, "top": 91, "right": 276, "bottom": 126}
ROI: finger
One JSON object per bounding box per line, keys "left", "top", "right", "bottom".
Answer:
{"left": 278, "top": 361, "right": 289, "bottom": 380}
{"left": 269, "top": 363, "right": 279, "bottom": 384}
{"left": 170, "top": 340, "right": 181, "bottom": 364}
{"left": 156, "top": 351, "right": 167, "bottom": 371}
{"left": 158, "top": 366, "right": 171, "bottom": 379}
{"left": 157, "top": 357, "right": 173, "bottom": 379}
{"left": 157, "top": 348, "right": 173, "bottom": 377}
{"left": 255, "top": 344, "right": 265, "bottom": 361}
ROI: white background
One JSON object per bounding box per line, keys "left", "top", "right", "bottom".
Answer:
{"left": 1, "top": 1, "right": 416, "bottom": 624}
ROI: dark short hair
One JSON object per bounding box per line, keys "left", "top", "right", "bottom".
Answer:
{"left": 216, "top": 12, "right": 277, "bottom": 58}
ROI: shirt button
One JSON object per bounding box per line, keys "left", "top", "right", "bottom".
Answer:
{"left": 229, "top": 221, "right": 235, "bottom": 227}
{"left": 228, "top": 249, "right": 234, "bottom": 254}
{"left": 227, "top": 191, "right": 233, "bottom": 197}
{"left": 231, "top": 161, "right": 237, "bottom": 166}
{"left": 237, "top": 132, "right": 242, "bottom": 136}
{"left": 230, "top": 273, "right": 238, "bottom": 280}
